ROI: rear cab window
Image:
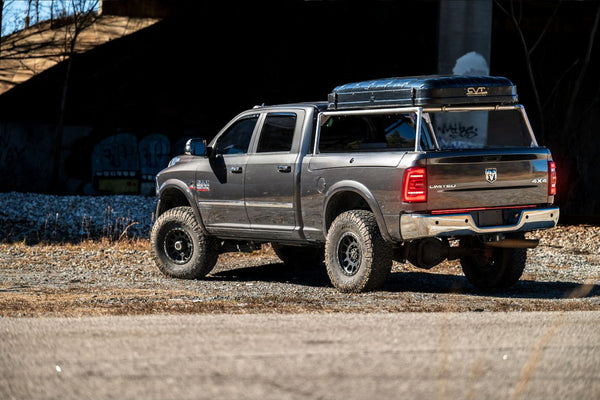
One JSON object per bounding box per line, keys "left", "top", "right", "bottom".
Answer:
{"left": 428, "top": 108, "right": 536, "bottom": 150}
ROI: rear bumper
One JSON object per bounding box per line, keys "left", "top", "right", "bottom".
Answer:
{"left": 400, "top": 207, "right": 559, "bottom": 240}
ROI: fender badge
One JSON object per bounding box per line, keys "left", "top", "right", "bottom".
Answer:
{"left": 196, "top": 180, "right": 210, "bottom": 192}
{"left": 485, "top": 168, "right": 497, "bottom": 183}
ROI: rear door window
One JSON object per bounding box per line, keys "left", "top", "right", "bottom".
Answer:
{"left": 256, "top": 113, "right": 297, "bottom": 153}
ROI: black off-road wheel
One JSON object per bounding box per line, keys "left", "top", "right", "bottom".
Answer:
{"left": 325, "top": 210, "right": 392, "bottom": 293}
{"left": 150, "top": 206, "right": 219, "bottom": 279}
{"left": 272, "top": 244, "right": 324, "bottom": 268}
{"left": 459, "top": 234, "right": 527, "bottom": 290}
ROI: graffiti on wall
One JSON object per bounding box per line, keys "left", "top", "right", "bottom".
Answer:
{"left": 436, "top": 122, "right": 479, "bottom": 139}
{"left": 91, "top": 133, "right": 171, "bottom": 195}
{"left": 139, "top": 134, "right": 171, "bottom": 195}
{"left": 434, "top": 111, "right": 488, "bottom": 149}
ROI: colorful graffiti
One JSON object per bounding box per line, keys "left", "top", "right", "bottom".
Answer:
{"left": 91, "top": 133, "right": 171, "bottom": 195}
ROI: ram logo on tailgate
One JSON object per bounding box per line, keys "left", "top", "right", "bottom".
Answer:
{"left": 485, "top": 168, "right": 497, "bottom": 183}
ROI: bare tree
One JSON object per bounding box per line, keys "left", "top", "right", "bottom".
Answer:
{"left": 495, "top": 0, "right": 600, "bottom": 141}
{"left": 561, "top": 5, "right": 600, "bottom": 137}
{"left": 25, "top": 0, "right": 31, "bottom": 28}
{"left": 495, "top": 0, "right": 600, "bottom": 214}
{"left": 1, "top": 0, "right": 60, "bottom": 76}
{"left": 494, "top": 0, "right": 563, "bottom": 144}
{"left": 51, "top": 0, "right": 99, "bottom": 191}
{"left": 0, "top": 1, "right": 4, "bottom": 57}
{"left": 24, "top": 0, "right": 43, "bottom": 28}
{"left": 0, "top": 1, "right": 98, "bottom": 191}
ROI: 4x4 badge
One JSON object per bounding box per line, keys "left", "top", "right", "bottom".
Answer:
{"left": 485, "top": 168, "right": 497, "bottom": 183}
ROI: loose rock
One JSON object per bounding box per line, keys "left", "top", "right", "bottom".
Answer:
{"left": 0, "top": 192, "right": 598, "bottom": 316}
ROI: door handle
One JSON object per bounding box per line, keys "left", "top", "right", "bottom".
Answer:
{"left": 277, "top": 165, "right": 291, "bottom": 173}
{"left": 230, "top": 166, "right": 243, "bottom": 173}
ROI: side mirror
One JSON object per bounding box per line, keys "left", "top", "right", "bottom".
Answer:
{"left": 185, "top": 138, "right": 208, "bottom": 156}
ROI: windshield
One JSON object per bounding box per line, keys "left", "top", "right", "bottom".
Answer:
{"left": 428, "top": 109, "right": 535, "bottom": 150}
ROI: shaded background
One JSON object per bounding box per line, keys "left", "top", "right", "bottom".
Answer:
{"left": 0, "top": 0, "right": 598, "bottom": 223}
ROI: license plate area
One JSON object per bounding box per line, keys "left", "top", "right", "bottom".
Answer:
{"left": 475, "top": 210, "right": 503, "bottom": 227}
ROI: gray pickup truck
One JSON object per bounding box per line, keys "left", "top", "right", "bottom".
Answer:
{"left": 151, "top": 76, "right": 559, "bottom": 292}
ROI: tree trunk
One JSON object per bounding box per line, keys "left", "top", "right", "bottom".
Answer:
{"left": 51, "top": 2, "right": 82, "bottom": 193}
{"left": 50, "top": 0, "right": 98, "bottom": 192}
{"left": 0, "top": 0, "right": 4, "bottom": 57}
{"left": 25, "top": 0, "right": 32, "bottom": 28}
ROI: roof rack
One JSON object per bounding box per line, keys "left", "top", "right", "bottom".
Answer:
{"left": 327, "top": 75, "right": 518, "bottom": 110}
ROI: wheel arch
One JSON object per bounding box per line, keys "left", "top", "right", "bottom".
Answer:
{"left": 156, "top": 180, "right": 207, "bottom": 233}
{"left": 323, "top": 181, "right": 391, "bottom": 242}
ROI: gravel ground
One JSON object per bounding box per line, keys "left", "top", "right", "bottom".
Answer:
{"left": 0, "top": 192, "right": 156, "bottom": 243}
{"left": 0, "top": 193, "right": 599, "bottom": 316}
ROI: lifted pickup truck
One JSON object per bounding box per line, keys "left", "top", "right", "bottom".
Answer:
{"left": 151, "top": 76, "right": 559, "bottom": 292}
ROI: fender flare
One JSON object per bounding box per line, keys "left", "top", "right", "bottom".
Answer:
{"left": 322, "top": 180, "right": 392, "bottom": 242}
{"left": 157, "top": 179, "right": 208, "bottom": 234}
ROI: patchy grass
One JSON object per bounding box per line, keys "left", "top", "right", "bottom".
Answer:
{"left": 1, "top": 229, "right": 599, "bottom": 317}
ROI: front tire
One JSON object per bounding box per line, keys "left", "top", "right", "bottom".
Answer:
{"left": 150, "top": 206, "right": 219, "bottom": 279}
{"left": 459, "top": 235, "right": 527, "bottom": 290}
{"left": 325, "top": 210, "right": 392, "bottom": 293}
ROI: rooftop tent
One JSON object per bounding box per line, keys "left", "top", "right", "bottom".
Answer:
{"left": 327, "top": 75, "right": 518, "bottom": 110}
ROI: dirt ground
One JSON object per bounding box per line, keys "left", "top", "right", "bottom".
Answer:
{"left": 1, "top": 225, "right": 599, "bottom": 317}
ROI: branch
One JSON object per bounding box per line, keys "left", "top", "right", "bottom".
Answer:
{"left": 495, "top": 0, "right": 545, "bottom": 141}
{"left": 529, "top": 0, "right": 561, "bottom": 55}
{"left": 562, "top": 2, "right": 600, "bottom": 136}
{"left": 542, "top": 58, "right": 579, "bottom": 110}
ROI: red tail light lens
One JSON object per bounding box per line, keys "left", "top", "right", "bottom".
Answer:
{"left": 402, "top": 167, "right": 427, "bottom": 203}
{"left": 548, "top": 161, "right": 557, "bottom": 196}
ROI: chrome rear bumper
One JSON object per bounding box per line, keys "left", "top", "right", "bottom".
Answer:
{"left": 400, "top": 207, "right": 559, "bottom": 240}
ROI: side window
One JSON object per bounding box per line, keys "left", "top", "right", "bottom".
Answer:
{"left": 383, "top": 117, "right": 417, "bottom": 149}
{"left": 318, "top": 113, "right": 418, "bottom": 153}
{"left": 215, "top": 115, "right": 259, "bottom": 155}
{"left": 318, "top": 116, "right": 370, "bottom": 153}
{"left": 256, "top": 113, "right": 297, "bottom": 153}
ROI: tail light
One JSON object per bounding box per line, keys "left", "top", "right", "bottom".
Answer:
{"left": 402, "top": 167, "right": 427, "bottom": 203}
{"left": 548, "top": 161, "right": 557, "bottom": 196}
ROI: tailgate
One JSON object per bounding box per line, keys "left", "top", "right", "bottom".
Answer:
{"left": 426, "top": 149, "right": 552, "bottom": 211}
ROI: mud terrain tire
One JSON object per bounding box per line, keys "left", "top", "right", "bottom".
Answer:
{"left": 151, "top": 206, "right": 219, "bottom": 279}
{"left": 325, "top": 210, "right": 392, "bottom": 293}
{"left": 460, "top": 234, "right": 527, "bottom": 290}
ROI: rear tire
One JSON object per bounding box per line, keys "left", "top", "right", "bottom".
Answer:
{"left": 151, "top": 206, "right": 219, "bottom": 279}
{"left": 459, "top": 235, "right": 527, "bottom": 290}
{"left": 325, "top": 210, "right": 392, "bottom": 293}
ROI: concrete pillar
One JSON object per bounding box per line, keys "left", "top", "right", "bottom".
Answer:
{"left": 438, "top": 0, "right": 493, "bottom": 75}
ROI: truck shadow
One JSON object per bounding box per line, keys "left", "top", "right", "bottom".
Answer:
{"left": 208, "top": 262, "right": 331, "bottom": 288}
{"left": 209, "top": 262, "right": 600, "bottom": 300}
{"left": 384, "top": 271, "right": 600, "bottom": 300}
